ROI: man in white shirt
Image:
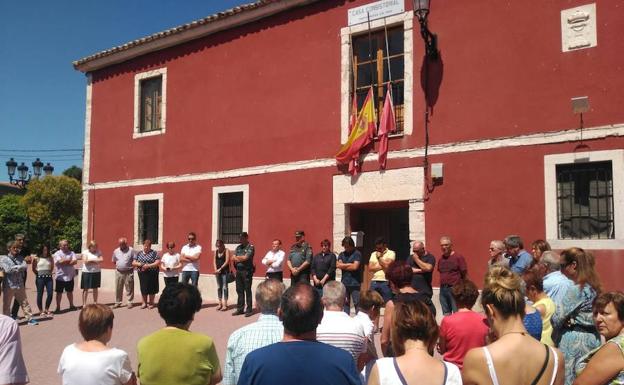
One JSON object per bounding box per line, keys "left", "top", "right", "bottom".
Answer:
{"left": 261, "top": 239, "right": 285, "bottom": 282}
{"left": 180, "top": 232, "right": 202, "bottom": 287}
{"left": 53, "top": 239, "right": 78, "bottom": 313}
{"left": 316, "top": 281, "right": 366, "bottom": 364}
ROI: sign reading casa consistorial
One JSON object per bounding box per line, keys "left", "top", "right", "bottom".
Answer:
{"left": 347, "top": 0, "right": 404, "bottom": 26}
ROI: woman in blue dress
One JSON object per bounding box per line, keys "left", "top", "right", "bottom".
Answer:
{"left": 552, "top": 247, "right": 602, "bottom": 385}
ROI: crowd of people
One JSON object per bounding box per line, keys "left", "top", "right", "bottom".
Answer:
{"left": 0, "top": 230, "right": 623, "bottom": 385}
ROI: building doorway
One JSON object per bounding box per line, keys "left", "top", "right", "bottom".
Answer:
{"left": 349, "top": 202, "right": 410, "bottom": 290}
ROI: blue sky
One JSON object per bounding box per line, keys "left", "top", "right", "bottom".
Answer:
{"left": 0, "top": 0, "right": 249, "bottom": 182}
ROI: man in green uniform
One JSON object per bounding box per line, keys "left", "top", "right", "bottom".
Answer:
{"left": 287, "top": 230, "right": 312, "bottom": 284}
{"left": 232, "top": 232, "right": 255, "bottom": 317}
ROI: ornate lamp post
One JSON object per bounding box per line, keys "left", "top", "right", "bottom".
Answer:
{"left": 5, "top": 157, "right": 53, "bottom": 189}
{"left": 413, "top": 0, "right": 438, "bottom": 59}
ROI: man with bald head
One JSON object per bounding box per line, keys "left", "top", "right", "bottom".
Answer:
{"left": 437, "top": 236, "right": 467, "bottom": 316}
{"left": 408, "top": 241, "right": 436, "bottom": 299}
{"left": 112, "top": 237, "right": 135, "bottom": 308}
{"left": 238, "top": 283, "right": 360, "bottom": 385}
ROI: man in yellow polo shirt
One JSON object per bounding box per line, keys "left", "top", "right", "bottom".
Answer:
{"left": 367, "top": 237, "right": 395, "bottom": 303}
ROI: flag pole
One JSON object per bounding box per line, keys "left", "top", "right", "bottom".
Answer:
{"left": 383, "top": 17, "right": 392, "bottom": 88}
{"left": 366, "top": 12, "right": 374, "bottom": 92}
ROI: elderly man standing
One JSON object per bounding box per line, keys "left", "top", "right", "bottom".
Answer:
{"left": 0, "top": 241, "right": 37, "bottom": 325}
{"left": 317, "top": 281, "right": 367, "bottom": 363}
{"left": 408, "top": 241, "right": 436, "bottom": 299}
{"left": 540, "top": 250, "right": 574, "bottom": 304}
{"left": 504, "top": 234, "right": 532, "bottom": 274}
{"left": 53, "top": 239, "right": 78, "bottom": 313}
{"left": 223, "top": 279, "right": 285, "bottom": 385}
{"left": 112, "top": 237, "right": 135, "bottom": 309}
{"left": 287, "top": 230, "right": 313, "bottom": 284}
{"left": 238, "top": 283, "right": 360, "bottom": 385}
{"left": 487, "top": 239, "right": 509, "bottom": 269}
{"left": 437, "top": 236, "right": 467, "bottom": 316}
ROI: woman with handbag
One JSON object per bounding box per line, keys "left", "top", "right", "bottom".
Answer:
{"left": 552, "top": 247, "right": 602, "bottom": 385}
{"left": 214, "top": 239, "right": 232, "bottom": 311}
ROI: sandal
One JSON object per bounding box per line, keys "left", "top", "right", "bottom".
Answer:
{"left": 216, "top": 304, "right": 222, "bottom": 310}
{"left": 140, "top": 304, "right": 147, "bottom": 309}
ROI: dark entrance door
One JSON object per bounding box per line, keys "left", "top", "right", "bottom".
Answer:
{"left": 349, "top": 202, "right": 410, "bottom": 291}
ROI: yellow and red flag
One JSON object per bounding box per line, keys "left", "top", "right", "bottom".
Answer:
{"left": 336, "top": 87, "right": 377, "bottom": 175}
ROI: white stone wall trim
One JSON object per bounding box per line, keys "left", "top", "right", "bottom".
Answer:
{"left": 133, "top": 193, "right": 164, "bottom": 251}
{"left": 84, "top": 123, "right": 624, "bottom": 191}
{"left": 211, "top": 184, "right": 250, "bottom": 250}
{"left": 332, "top": 168, "right": 425, "bottom": 252}
{"left": 133, "top": 68, "right": 167, "bottom": 139}
{"left": 81, "top": 75, "right": 93, "bottom": 248}
{"left": 340, "top": 11, "right": 414, "bottom": 143}
{"left": 544, "top": 149, "right": 624, "bottom": 249}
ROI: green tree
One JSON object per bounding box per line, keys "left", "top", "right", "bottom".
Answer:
{"left": 0, "top": 194, "right": 28, "bottom": 253}
{"left": 20, "top": 176, "right": 82, "bottom": 252}
{"left": 62, "top": 165, "right": 83, "bottom": 183}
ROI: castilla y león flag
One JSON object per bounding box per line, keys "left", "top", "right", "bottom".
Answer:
{"left": 378, "top": 87, "right": 396, "bottom": 169}
{"left": 335, "top": 87, "right": 377, "bottom": 174}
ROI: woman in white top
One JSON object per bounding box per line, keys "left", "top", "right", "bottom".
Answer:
{"left": 81, "top": 241, "right": 103, "bottom": 305}
{"left": 58, "top": 304, "right": 136, "bottom": 385}
{"left": 368, "top": 299, "right": 462, "bottom": 385}
{"left": 32, "top": 244, "right": 55, "bottom": 316}
{"left": 462, "top": 266, "right": 564, "bottom": 385}
{"left": 160, "top": 241, "right": 182, "bottom": 288}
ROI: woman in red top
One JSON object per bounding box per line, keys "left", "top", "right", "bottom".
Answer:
{"left": 438, "top": 279, "right": 489, "bottom": 369}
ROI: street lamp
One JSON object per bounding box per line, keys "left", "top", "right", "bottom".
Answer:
{"left": 5, "top": 157, "right": 54, "bottom": 189}
{"left": 413, "top": 0, "right": 438, "bottom": 59}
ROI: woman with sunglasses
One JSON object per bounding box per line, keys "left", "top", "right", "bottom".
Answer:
{"left": 552, "top": 247, "right": 602, "bottom": 385}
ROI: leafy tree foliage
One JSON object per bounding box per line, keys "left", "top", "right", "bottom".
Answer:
{"left": 62, "top": 165, "right": 83, "bottom": 183}
{"left": 0, "top": 194, "right": 27, "bottom": 253}
{"left": 20, "top": 176, "right": 82, "bottom": 252}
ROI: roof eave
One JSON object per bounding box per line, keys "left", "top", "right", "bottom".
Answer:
{"left": 73, "top": 0, "right": 320, "bottom": 73}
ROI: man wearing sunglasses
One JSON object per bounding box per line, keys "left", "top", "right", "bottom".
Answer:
{"left": 180, "top": 232, "right": 202, "bottom": 287}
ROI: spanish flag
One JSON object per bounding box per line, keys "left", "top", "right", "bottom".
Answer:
{"left": 336, "top": 87, "right": 377, "bottom": 175}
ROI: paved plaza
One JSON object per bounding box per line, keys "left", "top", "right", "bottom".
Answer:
{"left": 15, "top": 282, "right": 388, "bottom": 385}
{"left": 16, "top": 285, "right": 265, "bottom": 385}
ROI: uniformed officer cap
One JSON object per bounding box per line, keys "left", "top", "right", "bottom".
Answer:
{"left": 295, "top": 230, "right": 305, "bottom": 237}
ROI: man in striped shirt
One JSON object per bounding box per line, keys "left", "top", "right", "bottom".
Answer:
{"left": 317, "top": 281, "right": 367, "bottom": 364}
{"left": 223, "top": 279, "right": 285, "bottom": 385}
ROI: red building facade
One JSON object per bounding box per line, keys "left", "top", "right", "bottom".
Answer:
{"left": 75, "top": 0, "right": 624, "bottom": 292}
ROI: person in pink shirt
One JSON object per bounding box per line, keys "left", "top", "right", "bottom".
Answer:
{"left": 438, "top": 279, "right": 489, "bottom": 369}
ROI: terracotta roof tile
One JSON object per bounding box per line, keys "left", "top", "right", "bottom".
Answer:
{"left": 72, "top": 0, "right": 275, "bottom": 70}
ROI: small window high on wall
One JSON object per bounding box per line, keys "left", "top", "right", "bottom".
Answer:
{"left": 351, "top": 26, "right": 404, "bottom": 134}
{"left": 139, "top": 76, "right": 162, "bottom": 133}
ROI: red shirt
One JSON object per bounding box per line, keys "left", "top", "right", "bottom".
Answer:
{"left": 437, "top": 252, "right": 467, "bottom": 286}
{"left": 439, "top": 310, "right": 488, "bottom": 369}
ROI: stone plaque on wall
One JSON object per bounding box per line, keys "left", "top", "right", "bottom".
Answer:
{"left": 561, "top": 3, "right": 597, "bottom": 52}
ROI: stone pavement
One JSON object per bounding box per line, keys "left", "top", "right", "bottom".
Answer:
{"left": 14, "top": 283, "right": 389, "bottom": 385}
{"left": 14, "top": 285, "right": 268, "bottom": 385}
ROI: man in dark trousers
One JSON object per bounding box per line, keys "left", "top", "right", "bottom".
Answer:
{"left": 287, "top": 230, "right": 312, "bottom": 284}
{"left": 232, "top": 232, "right": 255, "bottom": 317}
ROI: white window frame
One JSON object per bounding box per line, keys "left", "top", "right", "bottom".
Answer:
{"left": 134, "top": 193, "right": 164, "bottom": 251}
{"left": 212, "top": 185, "right": 249, "bottom": 250}
{"left": 133, "top": 68, "right": 167, "bottom": 139}
{"left": 340, "top": 11, "right": 414, "bottom": 143}
{"left": 544, "top": 149, "right": 624, "bottom": 249}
